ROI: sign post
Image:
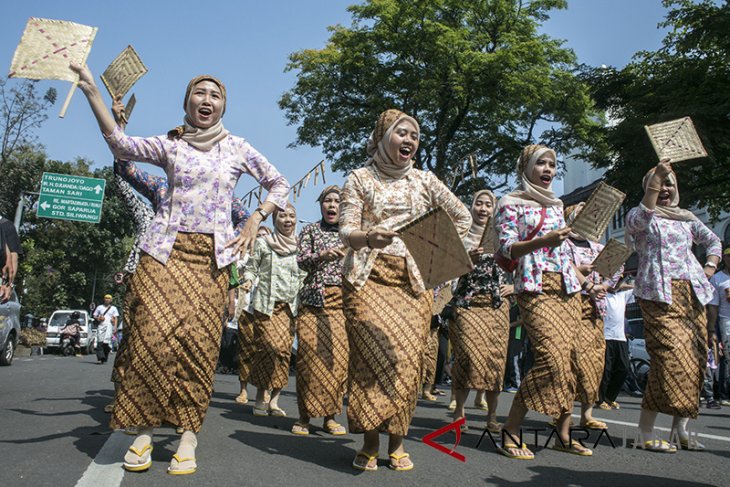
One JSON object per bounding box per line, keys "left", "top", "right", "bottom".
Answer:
{"left": 36, "top": 172, "right": 106, "bottom": 223}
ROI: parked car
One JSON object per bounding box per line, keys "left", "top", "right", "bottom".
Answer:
{"left": 0, "top": 289, "right": 22, "bottom": 366}
{"left": 45, "top": 309, "right": 96, "bottom": 355}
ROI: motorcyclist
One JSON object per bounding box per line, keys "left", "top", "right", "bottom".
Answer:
{"left": 60, "top": 311, "right": 83, "bottom": 356}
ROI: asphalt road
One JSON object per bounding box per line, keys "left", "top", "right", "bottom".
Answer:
{"left": 1, "top": 350, "right": 727, "bottom": 487}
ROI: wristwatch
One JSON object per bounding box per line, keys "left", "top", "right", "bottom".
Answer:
{"left": 255, "top": 207, "right": 269, "bottom": 221}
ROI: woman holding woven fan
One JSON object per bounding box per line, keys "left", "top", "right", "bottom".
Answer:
{"left": 494, "top": 144, "right": 599, "bottom": 459}
{"left": 626, "top": 159, "right": 720, "bottom": 452}
{"left": 339, "top": 109, "right": 471, "bottom": 472}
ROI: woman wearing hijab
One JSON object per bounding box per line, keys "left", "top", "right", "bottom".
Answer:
{"left": 494, "top": 144, "right": 597, "bottom": 459}
{"left": 292, "top": 185, "right": 349, "bottom": 436}
{"left": 70, "top": 64, "right": 289, "bottom": 475}
{"left": 244, "top": 203, "right": 305, "bottom": 418}
{"left": 561, "top": 203, "right": 619, "bottom": 431}
{"left": 626, "top": 159, "right": 721, "bottom": 452}
{"left": 339, "top": 109, "right": 471, "bottom": 472}
{"left": 449, "top": 189, "right": 513, "bottom": 433}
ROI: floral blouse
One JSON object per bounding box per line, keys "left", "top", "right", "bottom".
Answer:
{"left": 626, "top": 203, "right": 721, "bottom": 305}
{"left": 565, "top": 238, "right": 621, "bottom": 318}
{"left": 115, "top": 174, "right": 153, "bottom": 274}
{"left": 452, "top": 254, "right": 508, "bottom": 308}
{"left": 339, "top": 166, "right": 472, "bottom": 294}
{"left": 297, "top": 221, "right": 344, "bottom": 308}
{"left": 495, "top": 203, "right": 580, "bottom": 295}
{"left": 106, "top": 126, "right": 289, "bottom": 268}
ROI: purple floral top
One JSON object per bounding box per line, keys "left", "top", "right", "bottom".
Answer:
{"left": 495, "top": 203, "right": 580, "bottom": 294}
{"left": 116, "top": 159, "right": 250, "bottom": 230}
{"left": 105, "top": 126, "right": 289, "bottom": 268}
{"left": 565, "top": 239, "right": 622, "bottom": 318}
{"left": 297, "top": 221, "right": 344, "bottom": 308}
{"left": 452, "top": 254, "right": 507, "bottom": 308}
{"left": 626, "top": 203, "right": 721, "bottom": 305}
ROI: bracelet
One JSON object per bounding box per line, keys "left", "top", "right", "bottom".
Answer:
{"left": 254, "top": 207, "right": 269, "bottom": 221}
{"left": 646, "top": 186, "right": 662, "bottom": 192}
{"left": 704, "top": 262, "right": 718, "bottom": 269}
{"left": 365, "top": 230, "right": 373, "bottom": 249}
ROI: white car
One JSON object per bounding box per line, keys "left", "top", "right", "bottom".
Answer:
{"left": 45, "top": 309, "right": 96, "bottom": 354}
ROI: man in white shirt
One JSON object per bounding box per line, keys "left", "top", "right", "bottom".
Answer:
{"left": 707, "top": 247, "right": 730, "bottom": 406}
{"left": 94, "top": 294, "right": 120, "bottom": 364}
{"left": 598, "top": 283, "right": 634, "bottom": 410}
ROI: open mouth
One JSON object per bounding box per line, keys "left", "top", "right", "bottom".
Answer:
{"left": 399, "top": 146, "right": 412, "bottom": 157}
{"left": 326, "top": 210, "right": 337, "bottom": 216}
{"left": 540, "top": 175, "right": 552, "bottom": 184}
{"left": 198, "top": 107, "right": 212, "bottom": 118}
{"left": 658, "top": 192, "right": 670, "bottom": 202}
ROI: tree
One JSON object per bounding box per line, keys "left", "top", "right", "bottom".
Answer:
{"left": 279, "top": 0, "right": 605, "bottom": 196}
{"left": 583, "top": 0, "right": 730, "bottom": 216}
{"left": 0, "top": 78, "right": 56, "bottom": 166}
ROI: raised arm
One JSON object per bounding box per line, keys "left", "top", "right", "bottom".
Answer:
{"left": 70, "top": 63, "right": 116, "bottom": 136}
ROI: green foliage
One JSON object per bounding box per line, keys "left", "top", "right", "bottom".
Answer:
{"left": 280, "top": 0, "right": 604, "bottom": 196}
{"left": 583, "top": 0, "right": 730, "bottom": 217}
{"left": 0, "top": 78, "right": 56, "bottom": 165}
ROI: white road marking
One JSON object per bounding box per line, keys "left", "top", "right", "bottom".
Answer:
{"left": 572, "top": 414, "right": 730, "bottom": 443}
{"left": 74, "top": 431, "right": 130, "bottom": 487}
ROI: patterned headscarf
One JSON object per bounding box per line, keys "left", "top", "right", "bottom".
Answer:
{"left": 168, "top": 75, "right": 229, "bottom": 151}
{"left": 364, "top": 109, "right": 420, "bottom": 180}
{"left": 317, "top": 185, "right": 341, "bottom": 231}
{"left": 499, "top": 144, "right": 562, "bottom": 209}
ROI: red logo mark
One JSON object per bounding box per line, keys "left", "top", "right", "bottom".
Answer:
{"left": 422, "top": 417, "right": 466, "bottom": 462}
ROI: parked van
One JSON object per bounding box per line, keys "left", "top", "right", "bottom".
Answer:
{"left": 45, "top": 310, "right": 96, "bottom": 355}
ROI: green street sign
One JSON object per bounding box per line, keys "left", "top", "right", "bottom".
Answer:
{"left": 37, "top": 172, "right": 106, "bottom": 223}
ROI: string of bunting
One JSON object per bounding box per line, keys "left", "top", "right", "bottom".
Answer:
{"left": 240, "top": 160, "right": 327, "bottom": 208}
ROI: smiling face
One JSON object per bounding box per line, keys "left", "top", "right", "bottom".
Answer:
{"left": 320, "top": 192, "right": 340, "bottom": 225}
{"left": 527, "top": 153, "right": 557, "bottom": 189}
{"left": 385, "top": 120, "right": 419, "bottom": 165}
{"left": 275, "top": 206, "right": 297, "bottom": 237}
{"left": 472, "top": 193, "right": 494, "bottom": 225}
{"left": 186, "top": 80, "right": 224, "bottom": 129}
{"left": 656, "top": 175, "right": 677, "bottom": 207}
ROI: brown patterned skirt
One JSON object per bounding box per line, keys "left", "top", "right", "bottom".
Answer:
{"left": 110, "top": 233, "right": 228, "bottom": 433}
{"left": 249, "top": 303, "right": 295, "bottom": 390}
{"left": 343, "top": 254, "right": 433, "bottom": 435}
{"left": 450, "top": 294, "right": 510, "bottom": 391}
{"left": 574, "top": 295, "right": 606, "bottom": 404}
{"left": 295, "top": 286, "right": 349, "bottom": 419}
{"left": 514, "top": 272, "right": 581, "bottom": 418}
{"left": 638, "top": 280, "right": 706, "bottom": 418}
{"left": 237, "top": 312, "right": 256, "bottom": 383}
{"left": 421, "top": 326, "right": 440, "bottom": 385}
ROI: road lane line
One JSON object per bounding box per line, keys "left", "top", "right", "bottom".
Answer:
{"left": 74, "top": 431, "right": 130, "bottom": 487}
{"left": 571, "top": 414, "right": 730, "bottom": 443}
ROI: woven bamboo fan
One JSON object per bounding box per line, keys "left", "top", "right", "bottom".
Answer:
{"left": 8, "top": 17, "right": 98, "bottom": 117}
{"left": 396, "top": 207, "right": 473, "bottom": 289}
{"left": 645, "top": 117, "right": 708, "bottom": 163}
{"left": 101, "top": 45, "right": 148, "bottom": 101}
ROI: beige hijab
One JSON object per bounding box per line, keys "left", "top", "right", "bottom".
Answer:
{"left": 464, "top": 189, "right": 497, "bottom": 251}
{"left": 265, "top": 203, "right": 298, "bottom": 256}
{"left": 167, "top": 75, "right": 229, "bottom": 152}
{"left": 641, "top": 168, "right": 696, "bottom": 221}
{"left": 498, "top": 145, "right": 563, "bottom": 209}
{"left": 365, "top": 109, "right": 420, "bottom": 180}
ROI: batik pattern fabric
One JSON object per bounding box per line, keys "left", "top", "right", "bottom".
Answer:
{"left": 339, "top": 166, "right": 471, "bottom": 294}
{"left": 449, "top": 294, "right": 510, "bottom": 391}
{"left": 110, "top": 233, "right": 228, "bottom": 432}
{"left": 513, "top": 272, "right": 581, "bottom": 418}
{"left": 626, "top": 203, "right": 721, "bottom": 305}
{"left": 574, "top": 294, "right": 606, "bottom": 404}
{"left": 297, "top": 221, "right": 344, "bottom": 308}
{"left": 249, "top": 303, "right": 295, "bottom": 390}
{"left": 638, "top": 280, "right": 707, "bottom": 418}
{"left": 343, "top": 254, "right": 433, "bottom": 435}
{"left": 295, "top": 286, "right": 349, "bottom": 418}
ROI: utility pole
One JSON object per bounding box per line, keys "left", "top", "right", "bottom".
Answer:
{"left": 13, "top": 191, "right": 39, "bottom": 231}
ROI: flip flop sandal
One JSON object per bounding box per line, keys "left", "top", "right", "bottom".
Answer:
{"left": 123, "top": 444, "right": 153, "bottom": 472}
{"left": 637, "top": 439, "right": 678, "bottom": 453}
{"left": 548, "top": 418, "right": 574, "bottom": 428}
{"left": 679, "top": 438, "right": 705, "bottom": 451}
{"left": 323, "top": 421, "right": 347, "bottom": 435}
{"left": 422, "top": 392, "right": 438, "bottom": 401}
{"left": 104, "top": 402, "right": 115, "bottom": 413}
{"left": 597, "top": 402, "right": 612, "bottom": 410}
{"left": 252, "top": 406, "right": 269, "bottom": 417}
{"left": 473, "top": 401, "right": 489, "bottom": 411}
{"left": 291, "top": 423, "right": 310, "bottom": 435}
{"left": 610, "top": 401, "right": 620, "bottom": 410}
{"left": 268, "top": 406, "right": 287, "bottom": 417}
{"left": 167, "top": 453, "right": 197, "bottom": 475}
{"left": 388, "top": 452, "right": 414, "bottom": 471}
{"left": 175, "top": 427, "right": 185, "bottom": 434}
{"left": 432, "top": 388, "right": 446, "bottom": 396}
{"left": 447, "top": 400, "right": 457, "bottom": 411}
{"left": 486, "top": 421, "right": 502, "bottom": 434}
{"left": 580, "top": 419, "right": 607, "bottom": 430}
{"left": 352, "top": 450, "right": 378, "bottom": 471}
{"left": 124, "top": 427, "right": 138, "bottom": 436}
{"left": 552, "top": 443, "right": 593, "bottom": 456}
{"left": 234, "top": 392, "right": 249, "bottom": 404}
{"left": 498, "top": 442, "right": 534, "bottom": 460}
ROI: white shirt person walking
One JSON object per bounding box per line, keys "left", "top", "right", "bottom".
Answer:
{"left": 94, "top": 294, "right": 119, "bottom": 364}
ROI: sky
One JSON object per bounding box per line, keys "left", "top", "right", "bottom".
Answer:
{"left": 1, "top": 0, "right": 671, "bottom": 224}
